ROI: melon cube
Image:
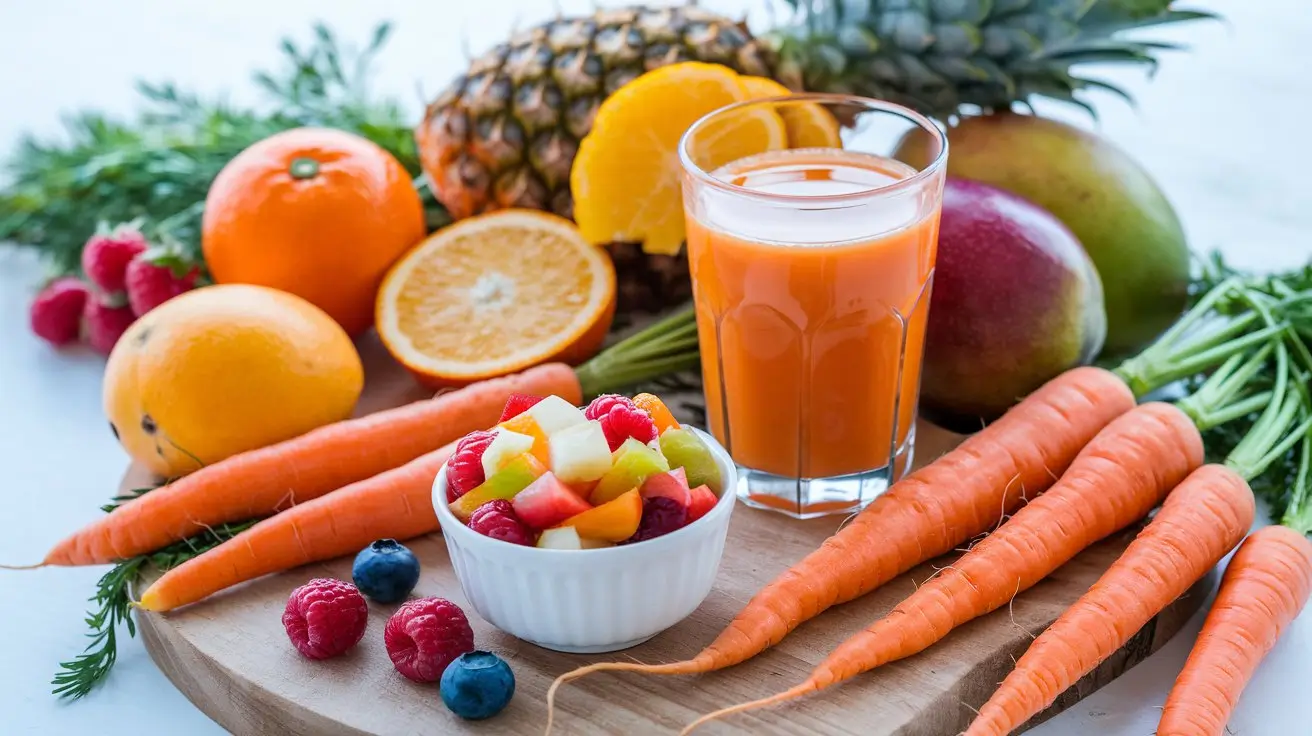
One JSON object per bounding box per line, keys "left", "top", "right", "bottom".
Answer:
{"left": 640, "top": 467, "right": 691, "bottom": 508}
{"left": 536, "top": 527, "right": 614, "bottom": 550}
{"left": 526, "top": 395, "right": 587, "bottom": 436}
{"left": 592, "top": 443, "right": 671, "bottom": 505}
{"left": 688, "top": 484, "right": 718, "bottom": 522}
{"left": 481, "top": 428, "right": 536, "bottom": 478}
{"left": 549, "top": 421, "right": 613, "bottom": 483}
{"left": 659, "top": 428, "right": 723, "bottom": 493}
{"left": 611, "top": 437, "right": 650, "bottom": 463}
{"left": 513, "top": 472, "right": 593, "bottom": 529}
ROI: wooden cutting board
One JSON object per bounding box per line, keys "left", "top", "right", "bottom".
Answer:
{"left": 132, "top": 335, "right": 1209, "bottom": 736}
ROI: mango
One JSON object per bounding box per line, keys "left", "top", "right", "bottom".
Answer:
{"left": 896, "top": 113, "right": 1188, "bottom": 355}
{"left": 920, "top": 179, "right": 1105, "bottom": 429}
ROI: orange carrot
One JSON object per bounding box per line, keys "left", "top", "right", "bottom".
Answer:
{"left": 1157, "top": 525, "right": 1312, "bottom": 736}
{"left": 546, "top": 367, "right": 1135, "bottom": 711}
{"left": 964, "top": 464, "right": 1255, "bottom": 736}
{"left": 682, "top": 402, "right": 1204, "bottom": 733}
{"left": 137, "top": 442, "right": 456, "bottom": 611}
{"left": 45, "top": 363, "right": 580, "bottom": 567}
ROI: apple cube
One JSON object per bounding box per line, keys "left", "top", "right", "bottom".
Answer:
{"left": 591, "top": 442, "right": 670, "bottom": 505}
{"left": 536, "top": 527, "right": 613, "bottom": 550}
{"left": 549, "top": 421, "right": 613, "bottom": 483}
{"left": 449, "top": 453, "right": 546, "bottom": 521}
{"left": 639, "top": 467, "right": 691, "bottom": 508}
{"left": 526, "top": 395, "right": 587, "bottom": 436}
{"left": 555, "top": 489, "right": 643, "bottom": 542}
{"left": 660, "top": 428, "right": 723, "bottom": 493}
{"left": 513, "top": 472, "right": 593, "bottom": 529}
{"left": 481, "top": 428, "right": 536, "bottom": 478}
{"left": 688, "top": 484, "right": 718, "bottom": 522}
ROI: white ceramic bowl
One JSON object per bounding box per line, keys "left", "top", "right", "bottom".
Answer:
{"left": 432, "top": 427, "right": 737, "bottom": 653}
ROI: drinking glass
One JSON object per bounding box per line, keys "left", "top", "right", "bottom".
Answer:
{"left": 678, "top": 94, "right": 947, "bottom": 518}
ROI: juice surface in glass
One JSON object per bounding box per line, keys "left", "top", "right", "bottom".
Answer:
{"left": 685, "top": 147, "right": 940, "bottom": 510}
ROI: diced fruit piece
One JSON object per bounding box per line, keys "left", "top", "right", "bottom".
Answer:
{"left": 569, "top": 479, "right": 599, "bottom": 498}
{"left": 513, "top": 472, "right": 593, "bottom": 529}
{"left": 499, "top": 393, "right": 545, "bottom": 422}
{"left": 639, "top": 467, "right": 691, "bottom": 508}
{"left": 586, "top": 394, "right": 658, "bottom": 451}
{"left": 468, "top": 500, "right": 536, "bottom": 546}
{"left": 481, "top": 429, "right": 536, "bottom": 478}
{"left": 527, "top": 394, "right": 587, "bottom": 435}
{"left": 591, "top": 443, "right": 671, "bottom": 505}
{"left": 688, "top": 485, "right": 718, "bottom": 523}
{"left": 611, "top": 437, "right": 649, "bottom": 462}
{"left": 449, "top": 454, "right": 546, "bottom": 521}
{"left": 537, "top": 526, "right": 583, "bottom": 550}
{"left": 579, "top": 537, "right": 614, "bottom": 550}
{"left": 625, "top": 496, "right": 690, "bottom": 544}
{"left": 633, "top": 393, "right": 680, "bottom": 434}
{"left": 447, "top": 430, "right": 497, "bottom": 502}
{"left": 660, "top": 428, "right": 723, "bottom": 493}
{"left": 549, "top": 421, "right": 613, "bottom": 483}
{"left": 497, "top": 413, "right": 552, "bottom": 466}
{"left": 555, "top": 489, "right": 643, "bottom": 542}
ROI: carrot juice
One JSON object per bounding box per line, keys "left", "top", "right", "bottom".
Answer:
{"left": 680, "top": 106, "right": 946, "bottom": 519}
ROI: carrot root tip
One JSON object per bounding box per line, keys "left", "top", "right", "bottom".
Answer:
{"left": 546, "top": 660, "right": 697, "bottom": 735}
{"left": 0, "top": 562, "right": 45, "bottom": 570}
{"left": 681, "top": 682, "right": 818, "bottom": 735}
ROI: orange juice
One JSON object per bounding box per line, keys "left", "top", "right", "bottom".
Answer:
{"left": 685, "top": 148, "right": 940, "bottom": 489}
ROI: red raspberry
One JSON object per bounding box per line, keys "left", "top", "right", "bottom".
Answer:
{"left": 125, "top": 254, "right": 198, "bottom": 316}
{"left": 468, "top": 500, "right": 535, "bottom": 546}
{"left": 81, "top": 224, "right": 148, "bottom": 294}
{"left": 625, "top": 496, "right": 690, "bottom": 544}
{"left": 586, "top": 394, "right": 658, "bottom": 451}
{"left": 29, "top": 278, "right": 90, "bottom": 347}
{"left": 384, "top": 597, "right": 475, "bottom": 682}
{"left": 282, "top": 578, "right": 369, "bottom": 660}
{"left": 498, "top": 393, "right": 545, "bottom": 422}
{"left": 448, "top": 430, "right": 497, "bottom": 502}
{"left": 83, "top": 297, "right": 137, "bottom": 356}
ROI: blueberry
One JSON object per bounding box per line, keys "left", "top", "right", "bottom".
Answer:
{"left": 351, "top": 539, "right": 420, "bottom": 603}
{"left": 440, "top": 651, "right": 515, "bottom": 720}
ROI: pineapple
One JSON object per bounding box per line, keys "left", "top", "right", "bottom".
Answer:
{"left": 416, "top": 1, "right": 1211, "bottom": 313}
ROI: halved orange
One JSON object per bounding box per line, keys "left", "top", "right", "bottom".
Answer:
{"left": 739, "top": 76, "right": 843, "bottom": 149}
{"left": 571, "top": 62, "right": 787, "bottom": 256}
{"left": 376, "top": 210, "right": 616, "bottom": 386}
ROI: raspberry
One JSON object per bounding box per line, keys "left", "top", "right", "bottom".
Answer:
{"left": 125, "top": 254, "right": 198, "bottom": 316}
{"left": 498, "top": 393, "right": 545, "bottom": 422}
{"left": 83, "top": 297, "right": 137, "bottom": 356}
{"left": 282, "top": 578, "right": 369, "bottom": 660}
{"left": 448, "top": 430, "right": 497, "bottom": 502}
{"left": 29, "top": 278, "right": 90, "bottom": 347}
{"left": 384, "top": 597, "right": 475, "bottom": 683}
{"left": 586, "top": 394, "right": 658, "bottom": 451}
{"left": 467, "top": 500, "right": 535, "bottom": 546}
{"left": 81, "top": 224, "right": 148, "bottom": 294}
{"left": 625, "top": 496, "right": 690, "bottom": 544}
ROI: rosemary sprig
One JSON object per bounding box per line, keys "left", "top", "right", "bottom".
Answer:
{"left": 52, "top": 518, "right": 260, "bottom": 699}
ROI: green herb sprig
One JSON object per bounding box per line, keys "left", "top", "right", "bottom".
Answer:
{"left": 52, "top": 517, "right": 260, "bottom": 700}
{"left": 0, "top": 22, "right": 445, "bottom": 279}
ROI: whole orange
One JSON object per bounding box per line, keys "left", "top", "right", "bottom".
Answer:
{"left": 202, "top": 127, "right": 426, "bottom": 336}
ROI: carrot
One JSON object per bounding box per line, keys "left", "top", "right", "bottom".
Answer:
{"left": 545, "top": 367, "right": 1135, "bottom": 714}
{"left": 136, "top": 441, "right": 456, "bottom": 611}
{"left": 681, "top": 402, "right": 1204, "bottom": 733}
{"left": 43, "top": 363, "right": 580, "bottom": 567}
{"left": 1157, "top": 525, "right": 1312, "bottom": 736}
{"left": 963, "top": 464, "right": 1255, "bottom": 736}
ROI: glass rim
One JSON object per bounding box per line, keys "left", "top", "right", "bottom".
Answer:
{"left": 677, "top": 93, "right": 948, "bottom": 205}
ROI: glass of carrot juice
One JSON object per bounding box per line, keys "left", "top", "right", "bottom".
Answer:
{"left": 677, "top": 95, "right": 947, "bottom": 519}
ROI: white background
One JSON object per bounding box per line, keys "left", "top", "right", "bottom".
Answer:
{"left": 1, "top": 1, "right": 1309, "bottom": 734}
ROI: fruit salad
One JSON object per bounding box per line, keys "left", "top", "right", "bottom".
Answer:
{"left": 444, "top": 392, "right": 723, "bottom": 549}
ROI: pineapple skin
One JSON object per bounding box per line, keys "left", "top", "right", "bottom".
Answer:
{"left": 417, "top": 1, "right": 1205, "bottom": 314}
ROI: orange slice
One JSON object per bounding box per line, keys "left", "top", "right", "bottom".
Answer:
{"left": 571, "top": 62, "right": 787, "bottom": 256}
{"left": 376, "top": 209, "right": 616, "bottom": 386}
{"left": 739, "top": 76, "right": 843, "bottom": 149}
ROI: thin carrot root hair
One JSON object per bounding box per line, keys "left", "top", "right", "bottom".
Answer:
{"left": 680, "top": 682, "right": 818, "bottom": 735}
{"left": 0, "top": 562, "right": 45, "bottom": 570}
{"left": 545, "top": 660, "right": 701, "bottom": 734}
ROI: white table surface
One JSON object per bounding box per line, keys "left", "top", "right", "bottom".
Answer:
{"left": 1, "top": 1, "right": 1308, "bottom": 734}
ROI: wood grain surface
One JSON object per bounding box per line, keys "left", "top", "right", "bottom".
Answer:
{"left": 132, "top": 336, "right": 1210, "bottom": 736}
